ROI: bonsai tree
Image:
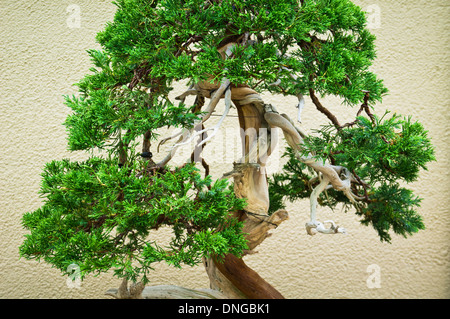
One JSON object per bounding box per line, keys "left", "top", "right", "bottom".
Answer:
{"left": 20, "top": 0, "right": 435, "bottom": 299}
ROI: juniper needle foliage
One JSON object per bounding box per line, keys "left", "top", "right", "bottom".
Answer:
{"left": 269, "top": 114, "right": 435, "bottom": 242}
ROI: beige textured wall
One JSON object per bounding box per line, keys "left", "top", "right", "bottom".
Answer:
{"left": 1, "top": 0, "right": 449, "bottom": 299}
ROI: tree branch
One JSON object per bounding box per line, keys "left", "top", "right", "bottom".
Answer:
{"left": 309, "top": 87, "right": 342, "bottom": 128}
{"left": 156, "top": 79, "right": 230, "bottom": 167}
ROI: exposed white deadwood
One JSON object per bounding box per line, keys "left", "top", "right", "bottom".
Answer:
{"left": 150, "top": 38, "right": 366, "bottom": 298}
{"left": 264, "top": 109, "right": 352, "bottom": 192}
{"left": 231, "top": 125, "right": 274, "bottom": 166}
{"left": 175, "top": 79, "right": 230, "bottom": 145}
{"left": 106, "top": 282, "right": 227, "bottom": 299}
{"left": 306, "top": 220, "right": 347, "bottom": 236}
{"left": 264, "top": 108, "right": 358, "bottom": 234}
{"left": 171, "top": 84, "right": 231, "bottom": 149}
{"left": 156, "top": 127, "right": 193, "bottom": 167}
{"left": 105, "top": 278, "right": 145, "bottom": 299}
{"left": 157, "top": 130, "right": 183, "bottom": 152}
{"left": 224, "top": 163, "right": 270, "bottom": 215}
{"left": 193, "top": 85, "right": 232, "bottom": 148}
{"left": 156, "top": 78, "right": 230, "bottom": 167}
{"left": 237, "top": 93, "right": 265, "bottom": 106}
{"left": 203, "top": 209, "right": 289, "bottom": 299}
{"left": 309, "top": 176, "right": 330, "bottom": 224}
{"left": 296, "top": 93, "right": 305, "bottom": 123}
{"left": 280, "top": 113, "right": 307, "bottom": 139}
{"left": 305, "top": 176, "right": 347, "bottom": 235}
{"left": 175, "top": 88, "right": 198, "bottom": 101}
{"left": 159, "top": 44, "right": 243, "bottom": 167}
{"left": 140, "top": 285, "right": 227, "bottom": 299}
{"left": 199, "top": 79, "right": 231, "bottom": 123}
{"left": 268, "top": 78, "right": 281, "bottom": 87}
{"left": 268, "top": 59, "right": 306, "bottom": 123}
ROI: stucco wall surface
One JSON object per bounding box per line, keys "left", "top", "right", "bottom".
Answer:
{"left": 0, "top": 0, "right": 449, "bottom": 299}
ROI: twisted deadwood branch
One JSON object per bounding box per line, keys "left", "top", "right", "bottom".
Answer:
{"left": 106, "top": 278, "right": 227, "bottom": 299}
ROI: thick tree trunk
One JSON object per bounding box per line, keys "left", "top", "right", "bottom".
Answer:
{"left": 204, "top": 209, "right": 288, "bottom": 299}
{"left": 202, "top": 94, "right": 288, "bottom": 299}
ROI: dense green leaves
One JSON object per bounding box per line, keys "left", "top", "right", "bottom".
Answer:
{"left": 299, "top": 114, "right": 435, "bottom": 183}
{"left": 358, "top": 183, "right": 425, "bottom": 242}
{"left": 20, "top": 160, "right": 247, "bottom": 282}
{"left": 269, "top": 114, "right": 435, "bottom": 242}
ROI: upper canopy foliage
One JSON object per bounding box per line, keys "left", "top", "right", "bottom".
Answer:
{"left": 66, "top": 0, "right": 387, "bottom": 155}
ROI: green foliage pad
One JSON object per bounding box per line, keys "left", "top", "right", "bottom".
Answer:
{"left": 20, "top": 160, "right": 246, "bottom": 283}
{"left": 269, "top": 114, "right": 435, "bottom": 242}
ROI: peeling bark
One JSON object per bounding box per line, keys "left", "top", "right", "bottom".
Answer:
{"left": 204, "top": 209, "right": 288, "bottom": 299}
{"left": 202, "top": 86, "right": 288, "bottom": 299}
